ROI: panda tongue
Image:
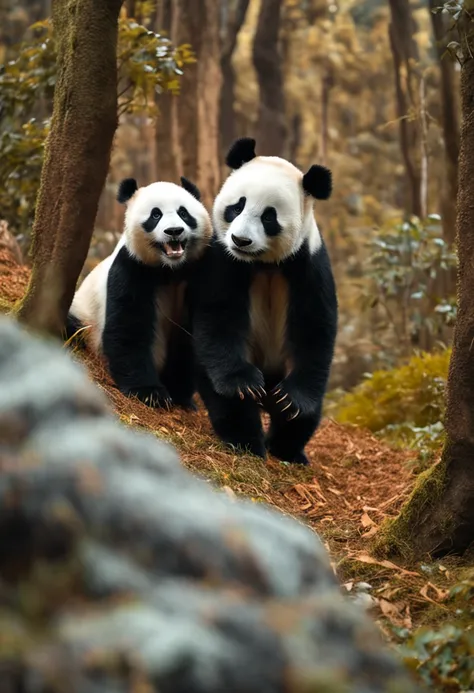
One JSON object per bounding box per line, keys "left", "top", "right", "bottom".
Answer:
{"left": 164, "top": 242, "right": 184, "bottom": 258}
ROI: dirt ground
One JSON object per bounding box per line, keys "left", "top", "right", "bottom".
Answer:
{"left": 1, "top": 240, "right": 467, "bottom": 644}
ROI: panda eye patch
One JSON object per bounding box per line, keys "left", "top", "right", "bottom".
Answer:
{"left": 224, "top": 196, "right": 246, "bottom": 223}
{"left": 178, "top": 205, "right": 198, "bottom": 230}
{"left": 261, "top": 206, "right": 281, "bottom": 236}
{"left": 142, "top": 207, "right": 163, "bottom": 233}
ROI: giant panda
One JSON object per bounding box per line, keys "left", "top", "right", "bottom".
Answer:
{"left": 66, "top": 176, "right": 212, "bottom": 410}
{"left": 191, "top": 138, "right": 338, "bottom": 464}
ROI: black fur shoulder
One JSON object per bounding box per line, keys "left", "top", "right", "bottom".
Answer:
{"left": 189, "top": 236, "right": 254, "bottom": 303}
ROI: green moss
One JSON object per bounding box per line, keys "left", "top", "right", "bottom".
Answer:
{"left": 0, "top": 297, "right": 14, "bottom": 314}
{"left": 373, "top": 458, "right": 448, "bottom": 560}
{"left": 329, "top": 349, "right": 451, "bottom": 446}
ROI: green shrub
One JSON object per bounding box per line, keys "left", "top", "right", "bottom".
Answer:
{"left": 398, "top": 572, "right": 474, "bottom": 692}
{"left": 330, "top": 349, "right": 451, "bottom": 450}
{"left": 360, "top": 216, "right": 457, "bottom": 365}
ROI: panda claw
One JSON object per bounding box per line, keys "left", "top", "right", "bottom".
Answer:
{"left": 250, "top": 386, "right": 266, "bottom": 400}
{"left": 281, "top": 401, "right": 292, "bottom": 413}
{"left": 288, "top": 408, "right": 300, "bottom": 421}
{"left": 276, "top": 393, "right": 288, "bottom": 404}
{"left": 273, "top": 387, "right": 282, "bottom": 396}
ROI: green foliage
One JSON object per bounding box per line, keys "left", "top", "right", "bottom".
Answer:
{"left": 0, "top": 4, "right": 194, "bottom": 240}
{"left": 397, "top": 572, "right": 474, "bottom": 692}
{"left": 117, "top": 12, "right": 195, "bottom": 116}
{"left": 330, "top": 348, "right": 451, "bottom": 451}
{"left": 361, "top": 216, "right": 457, "bottom": 364}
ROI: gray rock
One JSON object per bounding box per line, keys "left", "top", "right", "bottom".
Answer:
{"left": 0, "top": 317, "right": 423, "bottom": 692}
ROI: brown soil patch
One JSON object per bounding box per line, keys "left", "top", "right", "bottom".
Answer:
{"left": 0, "top": 247, "right": 30, "bottom": 306}
{"left": 83, "top": 348, "right": 417, "bottom": 539}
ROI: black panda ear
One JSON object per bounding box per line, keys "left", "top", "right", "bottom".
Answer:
{"left": 117, "top": 178, "right": 138, "bottom": 204}
{"left": 302, "top": 165, "right": 332, "bottom": 200}
{"left": 225, "top": 137, "right": 257, "bottom": 169}
{"left": 180, "top": 176, "right": 201, "bottom": 201}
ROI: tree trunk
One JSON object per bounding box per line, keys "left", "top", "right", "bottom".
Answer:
{"left": 253, "top": 0, "right": 287, "bottom": 157}
{"left": 155, "top": 0, "right": 221, "bottom": 208}
{"left": 219, "top": 0, "right": 250, "bottom": 156}
{"left": 17, "top": 0, "right": 122, "bottom": 337}
{"left": 388, "top": 0, "right": 424, "bottom": 219}
{"left": 154, "top": 0, "right": 182, "bottom": 183}
{"left": 375, "top": 17, "right": 474, "bottom": 559}
{"left": 320, "top": 68, "right": 335, "bottom": 166}
{"left": 429, "top": 0, "right": 460, "bottom": 243}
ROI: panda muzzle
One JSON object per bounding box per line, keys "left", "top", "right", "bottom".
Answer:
{"left": 162, "top": 239, "right": 187, "bottom": 258}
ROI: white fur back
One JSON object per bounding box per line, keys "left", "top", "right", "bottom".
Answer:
{"left": 70, "top": 237, "right": 125, "bottom": 351}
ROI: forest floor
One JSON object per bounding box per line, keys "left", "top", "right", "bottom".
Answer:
{"left": 0, "top": 242, "right": 471, "bottom": 654}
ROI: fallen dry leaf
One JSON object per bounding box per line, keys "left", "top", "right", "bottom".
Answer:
{"left": 361, "top": 512, "right": 376, "bottom": 528}
{"left": 378, "top": 598, "right": 405, "bottom": 626}
{"left": 350, "top": 552, "right": 420, "bottom": 577}
{"left": 328, "top": 487, "right": 342, "bottom": 496}
{"left": 222, "top": 485, "right": 237, "bottom": 501}
{"left": 420, "top": 582, "right": 449, "bottom": 605}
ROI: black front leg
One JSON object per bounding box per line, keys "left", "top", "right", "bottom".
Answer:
{"left": 102, "top": 247, "right": 171, "bottom": 409}
{"left": 191, "top": 242, "right": 265, "bottom": 401}
{"left": 270, "top": 242, "right": 338, "bottom": 422}
{"left": 198, "top": 370, "right": 266, "bottom": 458}
{"left": 161, "top": 307, "right": 197, "bottom": 411}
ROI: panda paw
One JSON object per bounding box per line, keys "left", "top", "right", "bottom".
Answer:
{"left": 213, "top": 364, "right": 266, "bottom": 401}
{"left": 174, "top": 397, "right": 198, "bottom": 412}
{"left": 270, "top": 378, "right": 319, "bottom": 421}
{"left": 123, "top": 385, "right": 173, "bottom": 410}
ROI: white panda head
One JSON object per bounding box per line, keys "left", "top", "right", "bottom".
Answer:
{"left": 118, "top": 177, "right": 212, "bottom": 269}
{"left": 213, "top": 138, "right": 332, "bottom": 264}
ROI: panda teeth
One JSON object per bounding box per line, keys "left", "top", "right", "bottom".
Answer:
{"left": 163, "top": 240, "right": 186, "bottom": 258}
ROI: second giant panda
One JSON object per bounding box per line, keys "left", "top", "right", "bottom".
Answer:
{"left": 66, "top": 176, "right": 212, "bottom": 410}
{"left": 191, "top": 138, "right": 338, "bottom": 464}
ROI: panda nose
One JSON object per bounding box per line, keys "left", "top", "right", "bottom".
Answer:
{"left": 231, "top": 234, "right": 253, "bottom": 248}
{"left": 164, "top": 226, "right": 185, "bottom": 238}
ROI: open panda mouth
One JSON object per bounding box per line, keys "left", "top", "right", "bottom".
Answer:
{"left": 155, "top": 239, "right": 188, "bottom": 259}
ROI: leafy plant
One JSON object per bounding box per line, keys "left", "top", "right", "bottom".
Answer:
{"left": 397, "top": 572, "right": 474, "bottom": 692}
{"left": 361, "top": 215, "right": 457, "bottom": 364}
{"left": 0, "top": 3, "right": 195, "bottom": 241}
{"left": 329, "top": 348, "right": 451, "bottom": 451}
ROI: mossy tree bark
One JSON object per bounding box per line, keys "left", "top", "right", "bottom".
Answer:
{"left": 376, "top": 8, "right": 474, "bottom": 559}
{"left": 252, "top": 0, "right": 287, "bottom": 157}
{"left": 16, "top": 0, "right": 123, "bottom": 336}
{"left": 429, "top": 0, "right": 460, "bottom": 244}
